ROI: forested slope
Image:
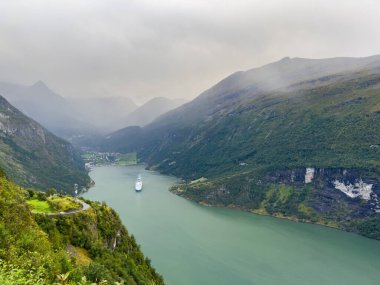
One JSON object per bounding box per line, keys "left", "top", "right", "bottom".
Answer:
{"left": 0, "top": 95, "right": 90, "bottom": 193}
{"left": 0, "top": 171, "right": 164, "bottom": 284}
{"left": 99, "top": 56, "right": 380, "bottom": 239}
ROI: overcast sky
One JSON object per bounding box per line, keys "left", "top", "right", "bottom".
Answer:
{"left": 0, "top": 0, "right": 379, "bottom": 103}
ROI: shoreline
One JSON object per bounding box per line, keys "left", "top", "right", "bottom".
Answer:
{"left": 87, "top": 164, "right": 378, "bottom": 241}
{"left": 171, "top": 190, "right": 380, "bottom": 241}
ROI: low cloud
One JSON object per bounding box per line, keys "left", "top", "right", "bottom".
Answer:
{"left": 0, "top": 0, "right": 379, "bottom": 103}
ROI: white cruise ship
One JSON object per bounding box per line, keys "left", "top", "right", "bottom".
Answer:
{"left": 135, "top": 175, "right": 143, "bottom": 192}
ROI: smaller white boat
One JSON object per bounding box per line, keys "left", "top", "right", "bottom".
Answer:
{"left": 135, "top": 175, "right": 143, "bottom": 192}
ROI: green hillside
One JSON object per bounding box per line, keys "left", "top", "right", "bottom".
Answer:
{"left": 0, "top": 95, "right": 90, "bottom": 193}
{"left": 99, "top": 56, "right": 380, "bottom": 239}
{"left": 0, "top": 171, "right": 164, "bottom": 284}
{"left": 147, "top": 73, "right": 380, "bottom": 178}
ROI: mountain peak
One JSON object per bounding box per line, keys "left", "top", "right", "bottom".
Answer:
{"left": 28, "top": 80, "right": 68, "bottom": 102}
{"left": 31, "top": 80, "right": 47, "bottom": 89}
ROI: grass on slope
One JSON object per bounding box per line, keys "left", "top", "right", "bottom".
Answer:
{"left": 47, "top": 196, "right": 82, "bottom": 212}
{"left": 26, "top": 199, "right": 54, "bottom": 213}
{"left": 27, "top": 196, "right": 82, "bottom": 213}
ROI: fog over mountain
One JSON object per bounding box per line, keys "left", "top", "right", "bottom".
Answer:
{"left": 0, "top": 80, "right": 186, "bottom": 137}
{"left": 1, "top": 0, "right": 380, "bottom": 103}
{"left": 0, "top": 80, "right": 96, "bottom": 138}
{"left": 68, "top": 97, "right": 138, "bottom": 131}
{"left": 122, "top": 97, "right": 187, "bottom": 128}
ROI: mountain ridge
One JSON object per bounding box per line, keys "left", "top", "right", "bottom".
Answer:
{"left": 0, "top": 95, "right": 90, "bottom": 193}
{"left": 121, "top": 96, "right": 187, "bottom": 127}
{"left": 0, "top": 80, "right": 97, "bottom": 139}
{"left": 98, "top": 55, "right": 380, "bottom": 239}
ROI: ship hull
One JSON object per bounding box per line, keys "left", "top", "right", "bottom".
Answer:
{"left": 135, "top": 180, "right": 143, "bottom": 192}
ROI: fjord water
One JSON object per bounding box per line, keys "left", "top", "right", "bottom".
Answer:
{"left": 84, "top": 165, "right": 380, "bottom": 285}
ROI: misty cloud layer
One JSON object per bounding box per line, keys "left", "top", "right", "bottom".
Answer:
{"left": 0, "top": 0, "right": 379, "bottom": 102}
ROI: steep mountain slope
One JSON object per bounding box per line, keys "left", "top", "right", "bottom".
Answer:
{"left": 122, "top": 97, "right": 186, "bottom": 127}
{"left": 102, "top": 55, "right": 380, "bottom": 160}
{"left": 0, "top": 81, "right": 98, "bottom": 138}
{"left": 100, "top": 55, "right": 380, "bottom": 238}
{"left": 70, "top": 97, "right": 186, "bottom": 149}
{"left": 0, "top": 172, "right": 164, "bottom": 284}
{"left": 69, "top": 96, "right": 138, "bottom": 132}
{"left": 0, "top": 95, "right": 90, "bottom": 193}
{"left": 133, "top": 55, "right": 380, "bottom": 132}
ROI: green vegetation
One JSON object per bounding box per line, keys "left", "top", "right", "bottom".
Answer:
{"left": 116, "top": 152, "right": 137, "bottom": 166}
{"left": 26, "top": 199, "right": 54, "bottom": 213}
{"left": 82, "top": 151, "right": 137, "bottom": 166}
{"left": 352, "top": 218, "right": 380, "bottom": 239}
{"left": 158, "top": 74, "right": 379, "bottom": 240}
{"left": 27, "top": 194, "right": 82, "bottom": 214}
{"left": 0, "top": 96, "right": 90, "bottom": 194}
{"left": 149, "top": 74, "right": 380, "bottom": 180}
{"left": 101, "top": 68, "right": 380, "bottom": 239}
{"left": 100, "top": 73, "right": 380, "bottom": 182}
{"left": 47, "top": 196, "right": 82, "bottom": 212}
{"left": 0, "top": 260, "right": 46, "bottom": 285}
{"left": 66, "top": 245, "right": 92, "bottom": 266}
{"left": 0, "top": 172, "right": 164, "bottom": 284}
{"left": 26, "top": 190, "right": 82, "bottom": 214}
{"left": 170, "top": 167, "right": 380, "bottom": 239}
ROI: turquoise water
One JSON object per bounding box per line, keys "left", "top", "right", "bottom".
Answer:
{"left": 83, "top": 165, "right": 380, "bottom": 285}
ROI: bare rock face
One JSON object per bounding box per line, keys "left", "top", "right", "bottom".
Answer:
{"left": 265, "top": 167, "right": 380, "bottom": 219}
{"left": 305, "top": 168, "right": 315, "bottom": 183}
{"left": 333, "top": 179, "right": 373, "bottom": 200}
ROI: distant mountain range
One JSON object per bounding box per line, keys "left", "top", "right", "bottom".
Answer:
{"left": 122, "top": 97, "right": 187, "bottom": 127}
{"left": 0, "top": 81, "right": 97, "bottom": 138}
{"left": 69, "top": 96, "right": 186, "bottom": 132}
{"left": 68, "top": 96, "right": 138, "bottom": 132}
{"left": 0, "top": 95, "right": 90, "bottom": 193}
{"left": 100, "top": 55, "right": 380, "bottom": 239}
{"left": 0, "top": 80, "right": 186, "bottom": 139}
